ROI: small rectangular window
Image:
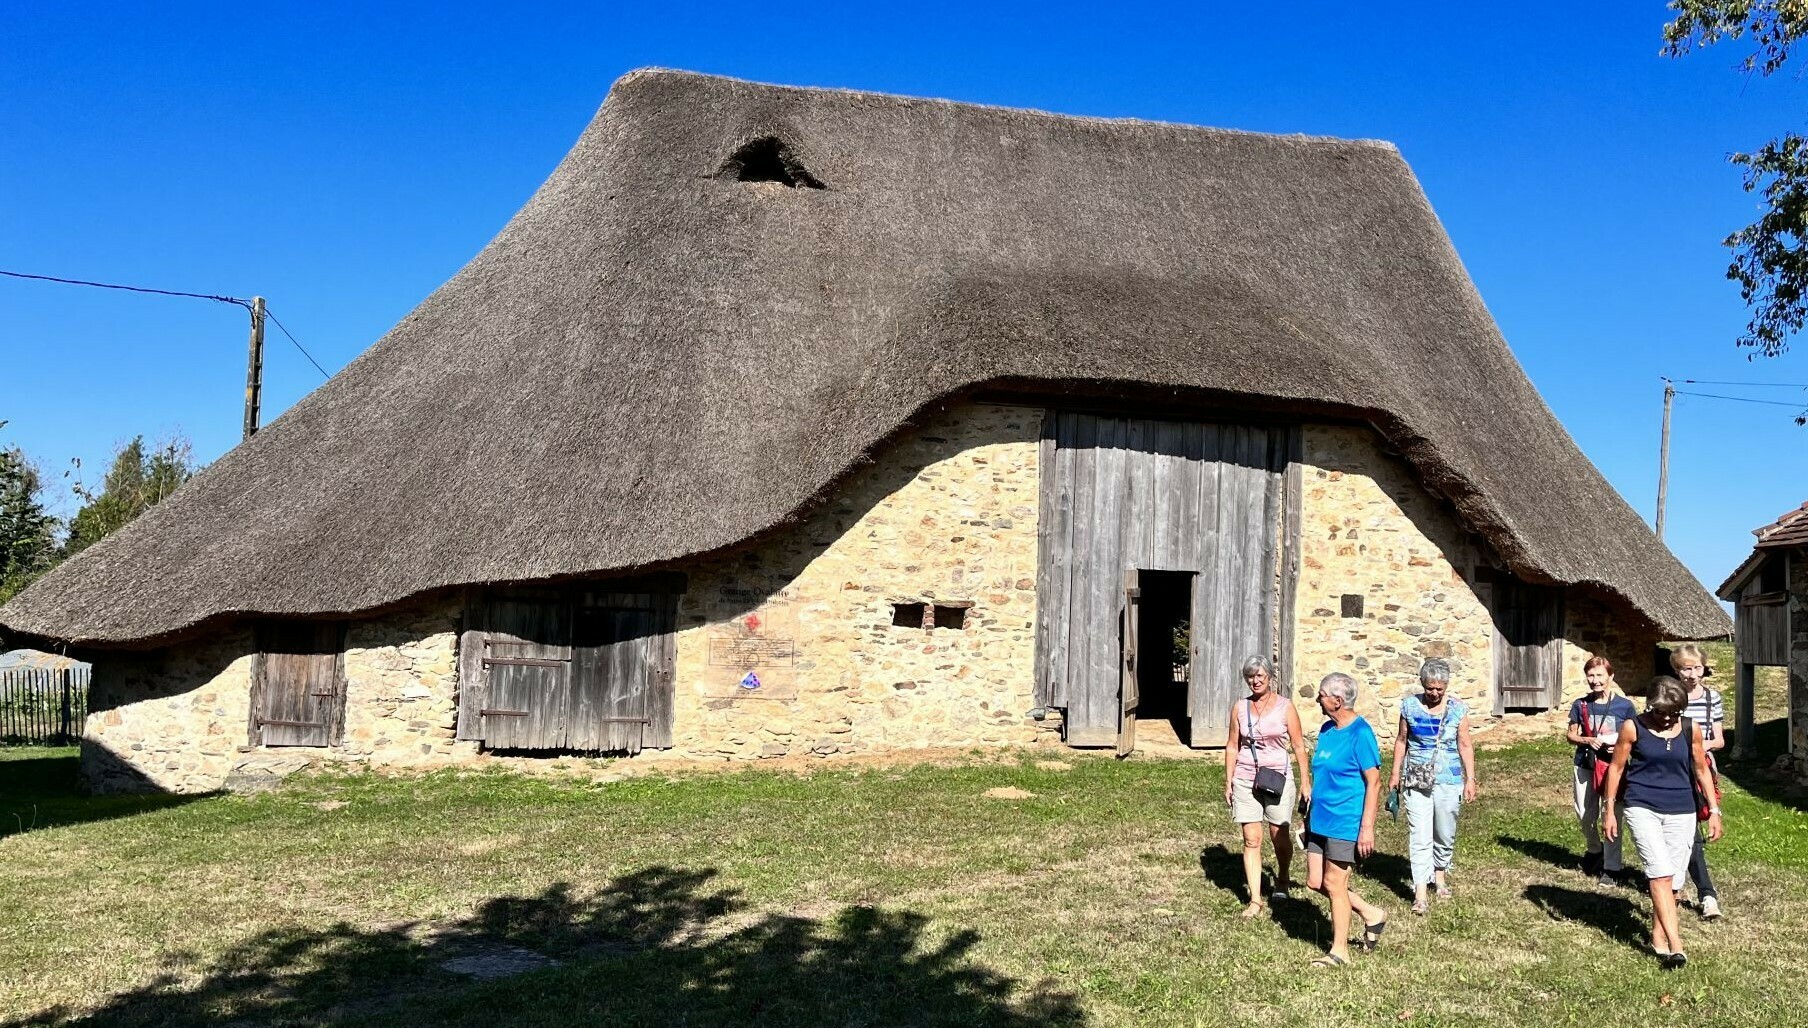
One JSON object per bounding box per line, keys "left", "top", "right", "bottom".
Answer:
{"left": 1340, "top": 594, "right": 1364, "bottom": 619}
{"left": 933, "top": 604, "right": 969, "bottom": 630}
{"left": 892, "top": 602, "right": 927, "bottom": 628}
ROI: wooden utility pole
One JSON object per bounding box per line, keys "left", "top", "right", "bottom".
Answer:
{"left": 243, "top": 296, "right": 266, "bottom": 440}
{"left": 1656, "top": 378, "right": 1674, "bottom": 540}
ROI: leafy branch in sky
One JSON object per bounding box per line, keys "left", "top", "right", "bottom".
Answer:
{"left": 1666, "top": 0, "right": 1808, "bottom": 355}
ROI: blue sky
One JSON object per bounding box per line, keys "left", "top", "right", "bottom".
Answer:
{"left": 3, "top": 2, "right": 1805, "bottom": 601}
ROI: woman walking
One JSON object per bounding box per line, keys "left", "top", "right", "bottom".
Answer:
{"left": 1566, "top": 656, "right": 1636, "bottom": 886}
{"left": 1222, "top": 655, "right": 1312, "bottom": 918}
{"left": 1671, "top": 643, "right": 1725, "bottom": 920}
{"left": 1304, "top": 672, "right": 1387, "bottom": 968}
{"left": 1387, "top": 659, "right": 1477, "bottom": 915}
{"left": 1603, "top": 676, "right": 1724, "bottom": 970}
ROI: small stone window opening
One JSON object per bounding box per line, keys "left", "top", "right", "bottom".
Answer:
{"left": 720, "top": 136, "right": 825, "bottom": 189}
{"left": 1340, "top": 594, "right": 1364, "bottom": 619}
{"left": 933, "top": 604, "right": 970, "bottom": 630}
{"left": 892, "top": 602, "right": 927, "bottom": 628}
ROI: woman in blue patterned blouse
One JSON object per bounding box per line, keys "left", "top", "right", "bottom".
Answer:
{"left": 1387, "top": 658, "right": 1477, "bottom": 916}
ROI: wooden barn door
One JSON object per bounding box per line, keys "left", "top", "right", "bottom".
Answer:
{"left": 459, "top": 579, "right": 679, "bottom": 752}
{"left": 252, "top": 622, "right": 346, "bottom": 747}
{"left": 1489, "top": 577, "right": 1564, "bottom": 712}
{"left": 480, "top": 597, "right": 574, "bottom": 750}
{"left": 1035, "top": 413, "right": 1291, "bottom": 748}
{"left": 568, "top": 587, "right": 677, "bottom": 754}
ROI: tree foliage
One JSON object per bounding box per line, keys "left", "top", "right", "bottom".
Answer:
{"left": 0, "top": 446, "right": 58, "bottom": 605}
{"left": 1666, "top": 1, "right": 1808, "bottom": 355}
{"left": 63, "top": 436, "right": 196, "bottom": 557}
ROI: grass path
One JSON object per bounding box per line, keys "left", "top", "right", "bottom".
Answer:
{"left": 2, "top": 739, "right": 1807, "bottom": 1027}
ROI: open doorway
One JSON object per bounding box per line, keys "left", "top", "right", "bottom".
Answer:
{"left": 1135, "top": 570, "right": 1196, "bottom": 745}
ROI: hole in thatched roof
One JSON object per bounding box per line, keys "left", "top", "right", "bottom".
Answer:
{"left": 721, "top": 137, "right": 824, "bottom": 189}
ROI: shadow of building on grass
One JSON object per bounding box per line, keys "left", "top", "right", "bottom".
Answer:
{"left": 0, "top": 750, "right": 209, "bottom": 840}
{"left": 6, "top": 866, "right": 1083, "bottom": 1028}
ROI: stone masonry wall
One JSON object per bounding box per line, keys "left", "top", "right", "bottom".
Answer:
{"left": 83, "top": 603, "right": 473, "bottom": 794}
{"left": 1290, "top": 424, "right": 1656, "bottom": 745}
{"left": 663, "top": 404, "right": 1046, "bottom": 760}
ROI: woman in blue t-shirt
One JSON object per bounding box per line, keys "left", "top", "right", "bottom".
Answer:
{"left": 1387, "top": 659, "right": 1476, "bottom": 915}
{"left": 1566, "top": 655, "right": 1636, "bottom": 885}
{"left": 1303, "top": 672, "right": 1387, "bottom": 968}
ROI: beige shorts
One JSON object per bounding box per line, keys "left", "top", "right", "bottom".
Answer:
{"left": 1231, "top": 775, "right": 1298, "bottom": 826}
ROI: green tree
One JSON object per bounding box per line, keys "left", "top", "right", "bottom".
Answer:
{"left": 1666, "top": 1, "right": 1808, "bottom": 355}
{"left": 64, "top": 435, "right": 196, "bottom": 557}
{"left": 0, "top": 445, "right": 58, "bottom": 604}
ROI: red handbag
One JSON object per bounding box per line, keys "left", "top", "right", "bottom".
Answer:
{"left": 1685, "top": 717, "right": 1717, "bottom": 823}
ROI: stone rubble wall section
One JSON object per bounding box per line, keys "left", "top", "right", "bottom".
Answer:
{"left": 82, "top": 607, "right": 474, "bottom": 794}
{"left": 663, "top": 404, "right": 1047, "bottom": 760}
{"left": 1289, "top": 425, "right": 1658, "bottom": 745}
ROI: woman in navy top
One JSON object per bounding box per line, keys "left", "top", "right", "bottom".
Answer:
{"left": 1603, "top": 677, "right": 1723, "bottom": 970}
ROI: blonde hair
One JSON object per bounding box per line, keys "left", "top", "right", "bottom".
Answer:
{"left": 1668, "top": 643, "right": 1709, "bottom": 673}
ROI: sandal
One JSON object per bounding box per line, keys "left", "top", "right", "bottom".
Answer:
{"left": 1360, "top": 918, "right": 1388, "bottom": 952}
{"left": 1310, "top": 952, "right": 1350, "bottom": 969}
{"left": 1411, "top": 899, "right": 1428, "bottom": 916}
{"left": 1435, "top": 882, "right": 1452, "bottom": 900}
{"left": 1240, "top": 902, "right": 1266, "bottom": 919}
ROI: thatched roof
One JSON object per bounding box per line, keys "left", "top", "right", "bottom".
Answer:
{"left": 0, "top": 69, "right": 1730, "bottom": 646}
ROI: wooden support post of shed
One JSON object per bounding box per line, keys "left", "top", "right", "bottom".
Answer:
{"left": 1734, "top": 661, "right": 1756, "bottom": 762}
{"left": 243, "top": 295, "right": 266, "bottom": 440}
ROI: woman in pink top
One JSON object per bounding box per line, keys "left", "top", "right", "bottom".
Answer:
{"left": 1222, "top": 655, "right": 1314, "bottom": 918}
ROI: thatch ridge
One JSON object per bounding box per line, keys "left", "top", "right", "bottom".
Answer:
{"left": 0, "top": 69, "right": 1730, "bottom": 646}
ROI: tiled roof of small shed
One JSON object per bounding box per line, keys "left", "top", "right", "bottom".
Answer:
{"left": 0, "top": 69, "right": 1732, "bottom": 646}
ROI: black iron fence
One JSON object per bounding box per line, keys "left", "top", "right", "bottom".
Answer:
{"left": 0, "top": 667, "right": 89, "bottom": 746}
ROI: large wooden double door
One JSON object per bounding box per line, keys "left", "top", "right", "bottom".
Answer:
{"left": 1034, "top": 413, "right": 1295, "bottom": 748}
{"left": 457, "top": 582, "right": 678, "bottom": 753}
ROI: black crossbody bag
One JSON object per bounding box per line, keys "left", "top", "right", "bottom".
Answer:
{"left": 1244, "top": 699, "right": 1289, "bottom": 800}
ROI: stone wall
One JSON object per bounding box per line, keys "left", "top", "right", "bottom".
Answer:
{"left": 663, "top": 403, "right": 1046, "bottom": 760}
{"left": 82, "top": 604, "right": 474, "bottom": 794}
{"left": 1289, "top": 425, "right": 1493, "bottom": 737}
{"left": 1288, "top": 424, "right": 1657, "bottom": 745}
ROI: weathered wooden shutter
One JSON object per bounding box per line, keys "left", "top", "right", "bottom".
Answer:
{"left": 1491, "top": 578, "right": 1564, "bottom": 712}
{"left": 480, "top": 597, "right": 573, "bottom": 750}
{"left": 570, "top": 586, "right": 678, "bottom": 752}
{"left": 1117, "top": 570, "right": 1140, "bottom": 758}
{"left": 252, "top": 622, "right": 346, "bottom": 747}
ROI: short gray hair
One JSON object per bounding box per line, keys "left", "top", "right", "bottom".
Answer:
{"left": 1318, "top": 672, "right": 1357, "bottom": 705}
{"left": 1419, "top": 659, "right": 1451, "bottom": 685}
{"left": 1646, "top": 676, "right": 1688, "bottom": 715}
{"left": 1241, "top": 655, "right": 1274, "bottom": 679}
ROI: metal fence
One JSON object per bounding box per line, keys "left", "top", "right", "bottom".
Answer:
{"left": 0, "top": 667, "right": 89, "bottom": 746}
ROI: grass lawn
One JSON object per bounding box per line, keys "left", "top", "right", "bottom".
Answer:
{"left": 2, "top": 731, "right": 1807, "bottom": 1028}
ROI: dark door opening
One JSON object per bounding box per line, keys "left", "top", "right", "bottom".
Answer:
{"left": 1135, "top": 570, "right": 1195, "bottom": 746}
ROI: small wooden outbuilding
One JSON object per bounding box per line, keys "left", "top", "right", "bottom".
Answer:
{"left": 1717, "top": 503, "right": 1808, "bottom": 775}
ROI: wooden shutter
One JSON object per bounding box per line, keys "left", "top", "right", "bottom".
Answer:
{"left": 252, "top": 622, "right": 345, "bottom": 747}
{"left": 1491, "top": 578, "right": 1564, "bottom": 711}
{"left": 570, "top": 586, "right": 678, "bottom": 752}
{"left": 1117, "top": 570, "right": 1140, "bottom": 757}
{"left": 480, "top": 597, "right": 573, "bottom": 750}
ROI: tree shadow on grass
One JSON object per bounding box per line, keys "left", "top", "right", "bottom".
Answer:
{"left": 1524, "top": 883, "right": 1648, "bottom": 955}
{"left": 1496, "top": 835, "right": 1584, "bottom": 874}
{"left": 0, "top": 751, "right": 209, "bottom": 840}
{"left": 6, "top": 866, "right": 1083, "bottom": 1028}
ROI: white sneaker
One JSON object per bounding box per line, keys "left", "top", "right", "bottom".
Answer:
{"left": 1701, "top": 895, "right": 1722, "bottom": 921}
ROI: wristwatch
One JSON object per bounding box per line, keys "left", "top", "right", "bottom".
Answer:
{"left": 1709, "top": 807, "right": 1722, "bottom": 816}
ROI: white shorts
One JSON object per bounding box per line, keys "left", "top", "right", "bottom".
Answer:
{"left": 1231, "top": 775, "right": 1297, "bottom": 826}
{"left": 1622, "top": 806, "right": 1696, "bottom": 881}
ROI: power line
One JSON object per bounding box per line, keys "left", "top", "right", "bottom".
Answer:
{"left": 0, "top": 269, "right": 249, "bottom": 308}
{"left": 263, "top": 307, "right": 331, "bottom": 379}
{"left": 1680, "top": 378, "right": 1808, "bottom": 388}
{"left": 1674, "top": 389, "right": 1808, "bottom": 408}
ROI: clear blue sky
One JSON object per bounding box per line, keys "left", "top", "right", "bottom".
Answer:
{"left": 3, "top": 2, "right": 1805, "bottom": 602}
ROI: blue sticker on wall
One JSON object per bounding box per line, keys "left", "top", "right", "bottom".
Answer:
{"left": 739, "top": 671, "right": 762, "bottom": 690}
